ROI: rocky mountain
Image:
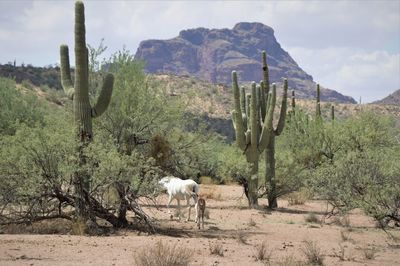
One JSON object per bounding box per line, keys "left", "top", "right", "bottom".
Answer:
{"left": 135, "top": 22, "right": 356, "bottom": 103}
{"left": 373, "top": 90, "right": 400, "bottom": 106}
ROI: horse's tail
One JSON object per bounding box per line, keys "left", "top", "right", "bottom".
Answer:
{"left": 192, "top": 183, "right": 199, "bottom": 195}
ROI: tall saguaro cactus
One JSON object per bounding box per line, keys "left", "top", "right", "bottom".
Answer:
{"left": 60, "top": 1, "right": 114, "bottom": 219}
{"left": 232, "top": 51, "right": 288, "bottom": 207}
{"left": 262, "top": 80, "right": 288, "bottom": 208}
{"left": 259, "top": 51, "right": 288, "bottom": 208}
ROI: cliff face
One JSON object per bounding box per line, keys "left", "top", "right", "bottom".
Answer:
{"left": 135, "top": 22, "right": 356, "bottom": 103}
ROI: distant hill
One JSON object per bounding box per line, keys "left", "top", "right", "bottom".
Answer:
{"left": 147, "top": 74, "right": 400, "bottom": 141}
{"left": 0, "top": 63, "right": 62, "bottom": 90}
{"left": 373, "top": 90, "right": 400, "bottom": 106}
{"left": 135, "top": 22, "right": 356, "bottom": 103}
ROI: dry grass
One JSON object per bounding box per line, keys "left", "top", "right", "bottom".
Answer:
{"left": 301, "top": 240, "right": 324, "bottom": 265}
{"left": 254, "top": 241, "right": 272, "bottom": 262}
{"left": 277, "top": 255, "right": 305, "bottom": 266}
{"left": 304, "top": 213, "right": 320, "bottom": 224}
{"left": 199, "top": 176, "right": 216, "bottom": 185}
{"left": 201, "top": 186, "right": 222, "bottom": 201}
{"left": 287, "top": 188, "right": 312, "bottom": 206}
{"left": 2, "top": 219, "right": 72, "bottom": 235}
{"left": 134, "top": 240, "right": 192, "bottom": 266}
{"left": 362, "top": 247, "right": 378, "bottom": 260}
{"left": 71, "top": 219, "right": 87, "bottom": 235}
{"left": 340, "top": 230, "right": 351, "bottom": 242}
{"left": 204, "top": 209, "right": 210, "bottom": 219}
{"left": 237, "top": 230, "right": 248, "bottom": 244}
{"left": 209, "top": 242, "right": 224, "bottom": 257}
{"left": 333, "top": 244, "right": 346, "bottom": 261}
{"left": 248, "top": 217, "right": 257, "bottom": 227}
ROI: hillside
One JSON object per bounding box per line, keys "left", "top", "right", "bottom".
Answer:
{"left": 7, "top": 72, "right": 400, "bottom": 142}
{"left": 0, "top": 63, "right": 62, "bottom": 90}
{"left": 135, "top": 22, "right": 356, "bottom": 103}
{"left": 148, "top": 74, "right": 400, "bottom": 141}
{"left": 373, "top": 89, "right": 400, "bottom": 106}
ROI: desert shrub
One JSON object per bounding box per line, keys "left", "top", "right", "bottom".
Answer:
{"left": 304, "top": 213, "right": 320, "bottom": 224}
{"left": 134, "top": 240, "right": 192, "bottom": 266}
{"left": 333, "top": 244, "right": 346, "bottom": 261}
{"left": 340, "top": 230, "right": 351, "bottom": 242}
{"left": 254, "top": 241, "right": 272, "bottom": 262}
{"left": 248, "top": 218, "right": 257, "bottom": 227}
{"left": 209, "top": 242, "right": 224, "bottom": 256}
{"left": 287, "top": 188, "right": 312, "bottom": 205}
{"left": 236, "top": 230, "right": 247, "bottom": 244}
{"left": 311, "top": 151, "right": 400, "bottom": 227}
{"left": 362, "top": 247, "right": 378, "bottom": 260}
{"left": 0, "top": 77, "right": 44, "bottom": 135}
{"left": 201, "top": 186, "right": 222, "bottom": 201}
{"left": 302, "top": 240, "right": 324, "bottom": 265}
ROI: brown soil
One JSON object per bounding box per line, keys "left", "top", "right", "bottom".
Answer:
{"left": 1, "top": 184, "right": 399, "bottom": 266}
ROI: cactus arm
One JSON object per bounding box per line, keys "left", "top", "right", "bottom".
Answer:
{"left": 259, "top": 83, "right": 277, "bottom": 153}
{"left": 59, "top": 45, "right": 74, "bottom": 99}
{"left": 232, "top": 71, "right": 246, "bottom": 150}
{"left": 291, "top": 90, "right": 295, "bottom": 109}
{"left": 240, "top": 86, "right": 247, "bottom": 127}
{"left": 91, "top": 73, "right": 114, "bottom": 117}
{"left": 260, "top": 80, "right": 266, "bottom": 122}
{"left": 240, "top": 86, "right": 246, "bottom": 115}
{"left": 250, "top": 82, "right": 258, "bottom": 151}
{"left": 262, "top": 51, "right": 270, "bottom": 95}
{"left": 274, "top": 78, "right": 288, "bottom": 136}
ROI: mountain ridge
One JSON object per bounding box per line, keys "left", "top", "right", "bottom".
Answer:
{"left": 373, "top": 89, "right": 400, "bottom": 106}
{"left": 135, "top": 22, "right": 356, "bottom": 103}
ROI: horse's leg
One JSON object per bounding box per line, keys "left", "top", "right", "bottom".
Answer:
{"left": 186, "top": 197, "right": 191, "bottom": 222}
{"left": 177, "top": 199, "right": 181, "bottom": 221}
{"left": 193, "top": 194, "right": 198, "bottom": 223}
{"left": 167, "top": 195, "right": 173, "bottom": 214}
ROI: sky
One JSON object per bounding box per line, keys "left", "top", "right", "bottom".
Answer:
{"left": 0, "top": 0, "right": 399, "bottom": 103}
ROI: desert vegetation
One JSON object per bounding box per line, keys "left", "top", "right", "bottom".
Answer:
{"left": 0, "top": 1, "right": 399, "bottom": 265}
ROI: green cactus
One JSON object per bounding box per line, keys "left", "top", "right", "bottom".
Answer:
{"left": 316, "top": 84, "right": 321, "bottom": 119}
{"left": 60, "top": 1, "right": 114, "bottom": 219}
{"left": 331, "top": 105, "right": 335, "bottom": 121}
{"left": 231, "top": 51, "right": 288, "bottom": 207}
{"left": 291, "top": 90, "right": 296, "bottom": 110}
{"left": 262, "top": 80, "right": 288, "bottom": 208}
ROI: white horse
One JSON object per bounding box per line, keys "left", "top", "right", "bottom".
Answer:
{"left": 158, "top": 176, "right": 199, "bottom": 221}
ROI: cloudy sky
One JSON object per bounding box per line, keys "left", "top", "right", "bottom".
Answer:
{"left": 0, "top": 0, "right": 399, "bottom": 102}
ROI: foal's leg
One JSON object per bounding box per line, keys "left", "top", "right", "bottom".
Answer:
{"left": 201, "top": 211, "right": 205, "bottom": 229}
{"left": 195, "top": 202, "right": 199, "bottom": 223}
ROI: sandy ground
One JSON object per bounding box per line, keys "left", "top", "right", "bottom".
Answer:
{"left": 0, "top": 184, "right": 399, "bottom": 266}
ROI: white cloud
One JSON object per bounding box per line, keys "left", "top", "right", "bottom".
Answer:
{"left": 288, "top": 47, "right": 400, "bottom": 102}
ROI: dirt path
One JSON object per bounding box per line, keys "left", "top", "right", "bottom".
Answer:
{"left": 1, "top": 185, "right": 399, "bottom": 265}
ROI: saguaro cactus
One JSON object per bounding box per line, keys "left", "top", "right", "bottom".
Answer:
{"left": 60, "top": 1, "right": 114, "bottom": 219}
{"left": 262, "top": 81, "right": 288, "bottom": 208}
{"left": 232, "top": 51, "right": 288, "bottom": 207}
{"left": 316, "top": 84, "right": 321, "bottom": 119}
{"left": 259, "top": 51, "right": 288, "bottom": 208}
